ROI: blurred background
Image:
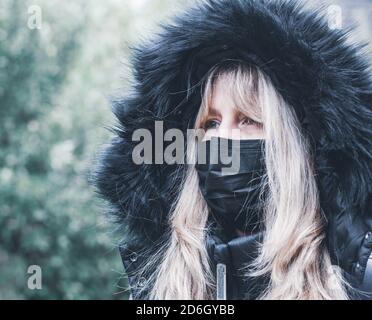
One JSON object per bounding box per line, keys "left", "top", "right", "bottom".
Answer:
{"left": 0, "top": 0, "right": 371, "bottom": 300}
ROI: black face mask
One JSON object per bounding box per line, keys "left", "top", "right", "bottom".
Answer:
{"left": 195, "top": 137, "right": 267, "bottom": 236}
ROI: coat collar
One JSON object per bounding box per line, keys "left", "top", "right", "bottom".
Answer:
{"left": 207, "top": 230, "right": 268, "bottom": 299}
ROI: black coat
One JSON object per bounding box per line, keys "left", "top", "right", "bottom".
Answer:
{"left": 93, "top": 0, "right": 372, "bottom": 299}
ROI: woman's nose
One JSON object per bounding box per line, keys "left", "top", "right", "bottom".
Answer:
{"left": 216, "top": 120, "right": 241, "bottom": 139}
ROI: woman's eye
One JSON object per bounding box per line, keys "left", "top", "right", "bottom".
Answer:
{"left": 204, "top": 119, "right": 220, "bottom": 130}
{"left": 240, "top": 117, "right": 256, "bottom": 126}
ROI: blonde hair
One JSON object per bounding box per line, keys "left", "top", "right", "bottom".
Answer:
{"left": 136, "top": 62, "right": 349, "bottom": 300}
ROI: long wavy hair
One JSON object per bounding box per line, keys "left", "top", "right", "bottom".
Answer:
{"left": 135, "top": 62, "right": 349, "bottom": 300}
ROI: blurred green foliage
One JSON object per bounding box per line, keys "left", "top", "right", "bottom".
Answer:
{"left": 0, "top": 0, "right": 187, "bottom": 299}
{"left": 0, "top": 0, "right": 370, "bottom": 300}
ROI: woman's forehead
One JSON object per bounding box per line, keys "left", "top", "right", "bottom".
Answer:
{"left": 207, "top": 78, "right": 254, "bottom": 117}
{"left": 210, "top": 84, "right": 235, "bottom": 113}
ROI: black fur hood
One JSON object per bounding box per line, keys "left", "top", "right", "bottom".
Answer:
{"left": 93, "top": 0, "right": 372, "bottom": 291}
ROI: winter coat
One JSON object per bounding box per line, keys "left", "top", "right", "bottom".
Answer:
{"left": 93, "top": 0, "right": 372, "bottom": 300}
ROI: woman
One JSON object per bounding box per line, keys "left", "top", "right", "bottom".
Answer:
{"left": 93, "top": 0, "right": 372, "bottom": 299}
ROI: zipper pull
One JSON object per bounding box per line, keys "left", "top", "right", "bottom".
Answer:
{"left": 216, "top": 263, "right": 227, "bottom": 300}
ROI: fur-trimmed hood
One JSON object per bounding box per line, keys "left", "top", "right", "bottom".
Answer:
{"left": 93, "top": 0, "right": 372, "bottom": 292}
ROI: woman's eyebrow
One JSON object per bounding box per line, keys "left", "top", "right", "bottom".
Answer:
{"left": 206, "top": 106, "right": 221, "bottom": 117}
{"left": 237, "top": 110, "right": 252, "bottom": 118}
